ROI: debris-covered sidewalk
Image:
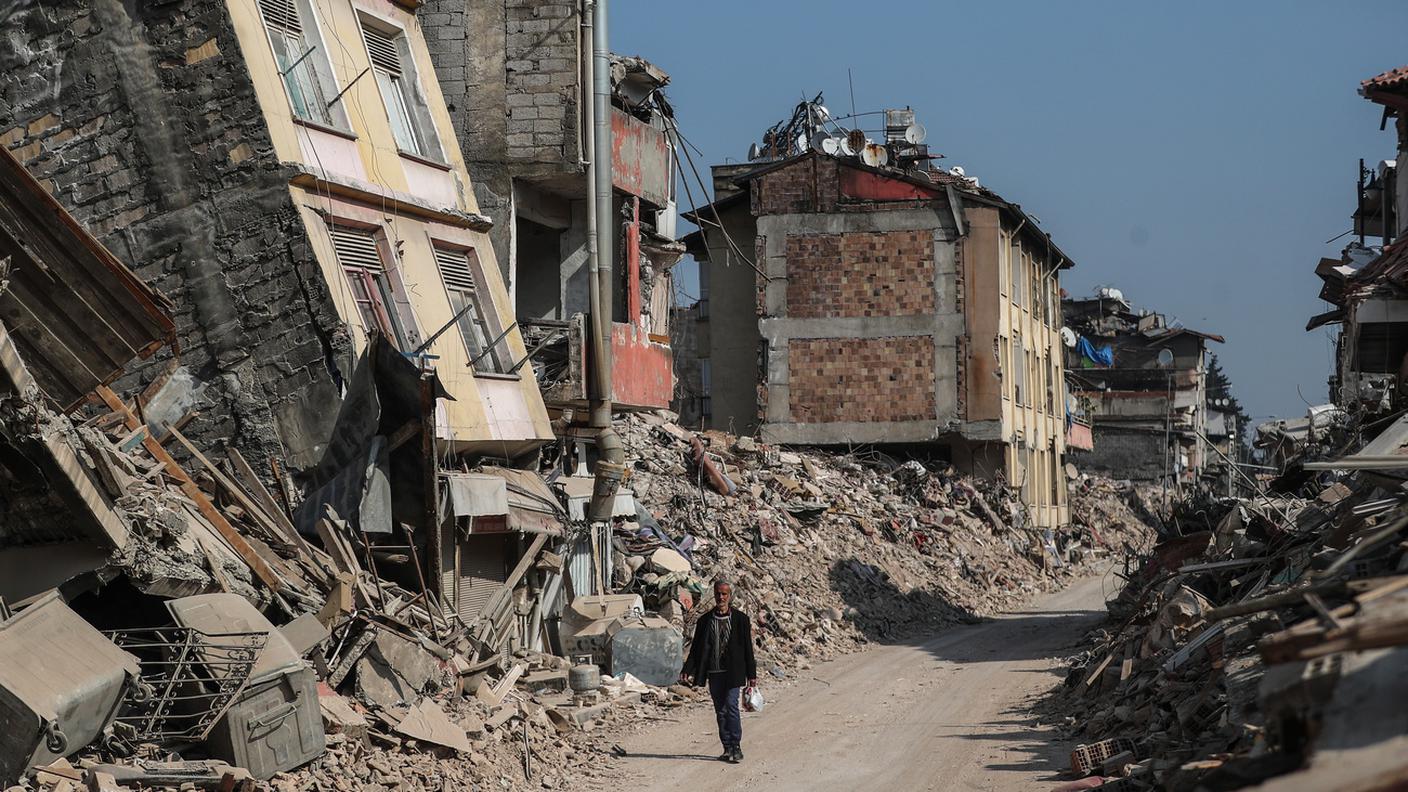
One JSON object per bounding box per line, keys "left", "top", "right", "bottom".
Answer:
{"left": 1047, "top": 414, "right": 1408, "bottom": 790}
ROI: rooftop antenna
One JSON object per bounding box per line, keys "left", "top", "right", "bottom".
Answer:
{"left": 848, "top": 68, "right": 857, "bottom": 127}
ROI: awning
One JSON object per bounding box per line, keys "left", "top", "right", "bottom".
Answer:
{"left": 443, "top": 468, "right": 565, "bottom": 536}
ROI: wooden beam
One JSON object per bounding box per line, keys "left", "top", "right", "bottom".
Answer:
{"left": 95, "top": 385, "right": 285, "bottom": 593}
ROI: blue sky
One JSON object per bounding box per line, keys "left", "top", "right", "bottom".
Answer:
{"left": 611, "top": 0, "right": 1408, "bottom": 426}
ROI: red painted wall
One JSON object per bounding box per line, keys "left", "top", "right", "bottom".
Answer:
{"left": 611, "top": 322, "right": 672, "bottom": 410}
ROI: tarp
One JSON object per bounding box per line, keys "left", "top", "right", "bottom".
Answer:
{"left": 1076, "top": 335, "right": 1115, "bottom": 367}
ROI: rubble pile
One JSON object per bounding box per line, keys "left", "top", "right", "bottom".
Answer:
{"left": 1047, "top": 414, "right": 1408, "bottom": 791}
{"left": 616, "top": 413, "right": 1158, "bottom": 671}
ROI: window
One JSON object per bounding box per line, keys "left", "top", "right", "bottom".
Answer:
{"left": 998, "top": 336, "right": 1010, "bottom": 400}
{"left": 257, "top": 0, "right": 348, "bottom": 129}
{"left": 1013, "top": 335, "right": 1027, "bottom": 405}
{"left": 998, "top": 234, "right": 1010, "bottom": 296}
{"left": 1010, "top": 241, "right": 1024, "bottom": 309}
{"left": 329, "top": 226, "right": 408, "bottom": 348}
{"left": 434, "top": 245, "right": 508, "bottom": 373}
{"left": 360, "top": 20, "right": 442, "bottom": 160}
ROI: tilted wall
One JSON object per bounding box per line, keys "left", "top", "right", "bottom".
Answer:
{"left": 0, "top": 0, "right": 348, "bottom": 469}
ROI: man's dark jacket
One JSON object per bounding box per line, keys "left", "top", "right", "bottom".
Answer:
{"left": 683, "top": 608, "right": 757, "bottom": 689}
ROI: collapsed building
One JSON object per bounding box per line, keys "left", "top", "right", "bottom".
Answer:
{"left": 680, "top": 100, "right": 1075, "bottom": 529}
{"left": 1306, "top": 65, "right": 1408, "bottom": 423}
{"left": 1062, "top": 289, "right": 1226, "bottom": 488}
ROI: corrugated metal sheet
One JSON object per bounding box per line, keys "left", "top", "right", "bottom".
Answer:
{"left": 0, "top": 146, "right": 173, "bottom": 411}
{"left": 455, "top": 533, "right": 509, "bottom": 623}
{"left": 565, "top": 526, "right": 612, "bottom": 598}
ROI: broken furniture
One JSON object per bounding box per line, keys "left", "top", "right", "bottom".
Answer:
{"left": 0, "top": 591, "right": 140, "bottom": 784}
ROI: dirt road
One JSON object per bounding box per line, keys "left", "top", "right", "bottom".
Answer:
{"left": 616, "top": 572, "right": 1115, "bottom": 791}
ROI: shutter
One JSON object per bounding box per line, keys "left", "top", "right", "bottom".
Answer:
{"left": 258, "top": 0, "right": 302, "bottom": 36}
{"left": 329, "top": 227, "right": 384, "bottom": 271}
{"left": 457, "top": 534, "right": 508, "bottom": 622}
{"left": 434, "top": 246, "right": 478, "bottom": 292}
{"left": 361, "top": 23, "right": 402, "bottom": 75}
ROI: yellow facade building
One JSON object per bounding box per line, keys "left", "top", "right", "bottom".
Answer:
{"left": 230, "top": 0, "right": 553, "bottom": 456}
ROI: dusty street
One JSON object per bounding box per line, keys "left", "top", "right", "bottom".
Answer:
{"left": 618, "top": 571, "right": 1117, "bottom": 792}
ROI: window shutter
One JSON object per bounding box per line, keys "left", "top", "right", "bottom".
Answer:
{"left": 434, "top": 247, "right": 478, "bottom": 292}
{"left": 361, "top": 24, "right": 402, "bottom": 75}
{"left": 329, "top": 227, "right": 384, "bottom": 271}
{"left": 258, "top": 0, "right": 303, "bottom": 36}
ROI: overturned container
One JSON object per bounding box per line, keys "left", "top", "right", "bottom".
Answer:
{"left": 165, "top": 595, "right": 324, "bottom": 780}
{"left": 0, "top": 591, "right": 140, "bottom": 784}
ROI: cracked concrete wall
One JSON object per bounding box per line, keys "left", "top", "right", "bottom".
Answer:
{"left": 0, "top": 0, "right": 347, "bottom": 471}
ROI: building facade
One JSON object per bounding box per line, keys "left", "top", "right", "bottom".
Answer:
{"left": 684, "top": 144, "right": 1073, "bottom": 528}
{"left": 1062, "top": 292, "right": 1222, "bottom": 486}
{"left": 1307, "top": 66, "right": 1408, "bottom": 422}
{"left": 1, "top": 0, "right": 554, "bottom": 468}
{"left": 419, "top": 2, "right": 682, "bottom": 414}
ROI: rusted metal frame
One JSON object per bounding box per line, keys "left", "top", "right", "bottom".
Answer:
{"left": 469, "top": 320, "right": 519, "bottom": 371}
{"left": 95, "top": 385, "right": 287, "bottom": 596}
{"left": 508, "top": 328, "right": 566, "bottom": 374}
{"left": 402, "top": 522, "right": 449, "bottom": 638}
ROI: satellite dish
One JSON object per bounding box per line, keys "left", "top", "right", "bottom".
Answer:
{"left": 904, "top": 123, "right": 927, "bottom": 144}
{"left": 1156, "top": 348, "right": 1175, "bottom": 368}
{"left": 747, "top": 143, "right": 762, "bottom": 161}
{"left": 814, "top": 104, "right": 830, "bottom": 122}
{"left": 837, "top": 133, "right": 857, "bottom": 156}
{"left": 950, "top": 166, "right": 966, "bottom": 177}
{"left": 846, "top": 128, "right": 867, "bottom": 154}
{"left": 796, "top": 133, "right": 810, "bottom": 153}
{"left": 820, "top": 136, "right": 840, "bottom": 156}
{"left": 861, "top": 143, "right": 889, "bottom": 167}
{"left": 810, "top": 131, "right": 832, "bottom": 152}
{"left": 1060, "top": 327, "right": 1077, "bottom": 348}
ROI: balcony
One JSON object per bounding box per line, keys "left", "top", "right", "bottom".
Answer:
{"left": 519, "top": 314, "right": 673, "bottom": 412}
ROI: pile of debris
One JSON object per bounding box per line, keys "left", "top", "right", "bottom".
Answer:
{"left": 615, "top": 413, "right": 1158, "bottom": 672}
{"left": 1048, "top": 413, "right": 1408, "bottom": 791}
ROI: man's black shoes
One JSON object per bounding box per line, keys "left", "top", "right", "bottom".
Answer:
{"left": 729, "top": 747, "right": 743, "bottom": 763}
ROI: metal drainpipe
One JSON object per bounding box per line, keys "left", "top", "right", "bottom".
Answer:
{"left": 586, "top": 0, "right": 624, "bottom": 525}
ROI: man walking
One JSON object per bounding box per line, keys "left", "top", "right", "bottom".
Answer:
{"left": 680, "top": 579, "right": 757, "bottom": 763}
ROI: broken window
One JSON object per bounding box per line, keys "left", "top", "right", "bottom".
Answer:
{"left": 360, "top": 20, "right": 443, "bottom": 161}
{"left": 257, "top": 0, "right": 348, "bottom": 130}
{"left": 433, "top": 245, "right": 509, "bottom": 373}
{"left": 1354, "top": 322, "right": 1408, "bottom": 373}
{"left": 329, "top": 226, "right": 408, "bottom": 349}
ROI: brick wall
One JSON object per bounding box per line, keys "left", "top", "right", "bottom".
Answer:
{"left": 785, "top": 230, "right": 935, "bottom": 318}
{"left": 788, "top": 337, "right": 935, "bottom": 423}
{"left": 0, "top": 0, "right": 347, "bottom": 469}
{"left": 420, "top": 0, "right": 580, "bottom": 281}
{"left": 753, "top": 155, "right": 839, "bottom": 216}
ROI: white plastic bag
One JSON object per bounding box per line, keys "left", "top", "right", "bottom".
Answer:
{"left": 742, "top": 685, "right": 765, "bottom": 713}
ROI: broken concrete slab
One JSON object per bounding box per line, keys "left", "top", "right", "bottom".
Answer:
{"left": 392, "top": 700, "right": 471, "bottom": 753}
{"left": 370, "top": 632, "right": 440, "bottom": 693}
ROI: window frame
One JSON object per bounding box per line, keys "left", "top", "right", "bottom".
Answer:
{"left": 432, "top": 243, "right": 511, "bottom": 375}
{"left": 256, "top": 0, "right": 350, "bottom": 131}
{"left": 358, "top": 16, "right": 445, "bottom": 163}
{"left": 327, "top": 223, "right": 412, "bottom": 350}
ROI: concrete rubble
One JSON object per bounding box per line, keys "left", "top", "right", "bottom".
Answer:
{"left": 1045, "top": 415, "right": 1408, "bottom": 791}
{"left": 0, "top": 372, "right": 1158, "bottom": 792}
